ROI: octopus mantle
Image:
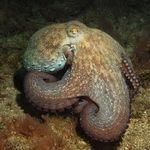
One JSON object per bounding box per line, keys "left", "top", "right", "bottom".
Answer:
{"left": 22, "top": 21, "right": 140, "bottom": 141}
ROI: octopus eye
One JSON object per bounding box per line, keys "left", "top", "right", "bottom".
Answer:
{"left": 68, "top": 28, "right": 78, "bottom": 37}
{"left": 66, "top": 24, "right": 80, "bottom": 37}
{"left": 70, "top": 28, "right": 78, "bottom": 34}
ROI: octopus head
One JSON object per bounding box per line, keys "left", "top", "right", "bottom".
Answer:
{"left": 22, "top": 21, "right": 87, "bottom": 73}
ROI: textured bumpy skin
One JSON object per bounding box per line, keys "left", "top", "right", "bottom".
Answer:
{"left": 23, "top": 21, "right": 140, "bottom": 141}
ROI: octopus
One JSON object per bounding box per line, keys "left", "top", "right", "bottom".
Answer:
{"left": 22, "top": 21, "right": 140, "bottom": 141}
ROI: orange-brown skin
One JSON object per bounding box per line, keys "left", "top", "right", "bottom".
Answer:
{"left": 23, "top": 21, "right": 140, "bottom": 141}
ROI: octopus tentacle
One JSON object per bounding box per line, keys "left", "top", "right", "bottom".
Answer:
{"left": 78, "top": 62, "right": 130, "bottom": 141}
{"left": 79, "top": 93, "right": 130, "bottom": 141}
{"left": 24, "top": 71, "right": 80, "bottom": 111}
{"left": 63, "top": 44, "right": 75, "bottom": 65}
{"left": 121, "top": 56, "right": 141, "bottom": 96}
{"left": 73, "top": 98, "right": 89, "bottom": 113}
{"left": 80, "top": 101, "right": 130, "bottom": 141}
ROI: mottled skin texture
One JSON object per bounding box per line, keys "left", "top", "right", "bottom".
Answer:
{"left": 23, "top": 21, "right": 140, "bottom": 141}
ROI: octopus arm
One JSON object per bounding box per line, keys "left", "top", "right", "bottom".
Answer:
{"left": 80, "top": 101, "right": 130, "bottom": 141}
{"left": 24, "top": 67, "right": 86, "bottom": 111}
{"left": 23, "top": 41, "right": 90, "bottom": 112}
{"left": 79, "top": 68, "right": 130, "bottom": 141}
{"left": 121, "top": 55, "right": 141, "bottom": 95}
